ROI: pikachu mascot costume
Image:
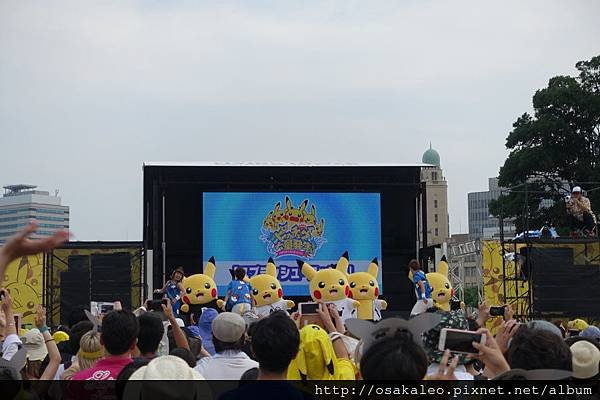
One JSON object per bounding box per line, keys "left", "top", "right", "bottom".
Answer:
{"left": 347, "top": 258, "right": 387, "bottom": 321}
{"left": 246, "top": 257, "right": 295, "bottom": 318}
{"left": 179, "top": 256, "right": 225, "bottom": 323}
{"left": 408, "top": 255, "right": 455, "bottom": 312}
{"left": 298, "top": 251, "right": 359, "bottom": 322}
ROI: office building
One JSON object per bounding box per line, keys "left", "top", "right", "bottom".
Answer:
{"left": 0, "top": 185, "right": 69, "bottom": 243}
{"left": 468, "top": 178, "right": 515, "bottom": 240}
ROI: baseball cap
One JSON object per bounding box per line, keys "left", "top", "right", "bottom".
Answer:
{"left": 572, "top": 186, "right": 582, "bottom": 193}
{"left": 20, "top": 328, "right": 48, "bottom": 361}
{"left": 580, "top": 326, "right": 600, "bottom": 343}
{"left": 570, "top": 341, "right": 600, "bottom": 379}
{"left": 212, "top": 312, "right": 246, "bottom": 343}
{"left": 52, "top": 330, "right": 70, "bottom": 344}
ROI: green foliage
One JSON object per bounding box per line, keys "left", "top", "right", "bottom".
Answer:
{"left": 492, "top": 55, "right": 600, "bottom": 232}
{"left": 463, "top": 286, "right": 479, "bottom": 309}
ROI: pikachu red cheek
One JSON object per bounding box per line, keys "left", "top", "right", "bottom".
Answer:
{"left": 348, "top": 290, "right": 353, "bottom": 299}
{"left": 375, "top": 288, "right": 379, "bottom": 297}
{"left": 344, "top": 286, "right": 350, "bottom": 297}
{"left": 277, "top": 288, "right": 283, "bottom": 298}
{"left": 313, "top": 290, "right": 322, "bottom": 300}
{"left": 211, "top": 288, "right": 217, "bottom": 298}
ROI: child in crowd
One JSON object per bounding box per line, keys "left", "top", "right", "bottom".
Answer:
{"left": 155, "top": 267, "right": 185, "bottom": 315}
{"left": 224, "top": 268, "right": 253, "bottom": 314}
{"left": 408, "top": 259, "right": 433, "bottom": 315}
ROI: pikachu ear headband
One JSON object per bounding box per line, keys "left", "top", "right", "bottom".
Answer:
{"left": 345, "top": 312, "right": 442, "bottom": 355}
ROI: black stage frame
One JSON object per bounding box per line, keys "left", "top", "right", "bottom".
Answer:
{"left": 143, "top": 163, "right": 429, "bottom": 315}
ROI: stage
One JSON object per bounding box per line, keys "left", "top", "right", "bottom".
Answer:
{"left": 143, "top": 162, "right": 429, "bottom": 315}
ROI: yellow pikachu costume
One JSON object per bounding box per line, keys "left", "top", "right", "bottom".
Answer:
{"left": 245, "top": 257, "right": 295, "bottom": 318}
{"left": 287, "top": 324, "right": 356, "bottom": 380}
{"left": 298, "top": 251, "right": 359, "bottom": 322}
{"left": 180, "top": 256, "right": 225, "bottom": 321}
{"left": 347, "top": 258, "right": 387, "bottom": 321}
{"left": 408, "top": 256, "right": 454, "bottom": 312}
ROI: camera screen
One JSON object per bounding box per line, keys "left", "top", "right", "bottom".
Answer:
{"left": 100, "top": 304, "right": 114, "bottom": 313}
{"left": 300, "top": 302, "right": 319, "bottom": 314}
{"left": 444, "top": 330, "right": 482, "bottom": 354}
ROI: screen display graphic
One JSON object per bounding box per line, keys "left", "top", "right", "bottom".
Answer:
{"left": 203, "top": 192, "right": 382, "bottom": 295}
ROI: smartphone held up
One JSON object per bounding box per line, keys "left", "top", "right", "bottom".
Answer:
{"left": 438, "top": 328, "right": 486, "bottom": 354}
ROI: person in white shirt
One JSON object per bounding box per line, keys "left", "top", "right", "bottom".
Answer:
{"left": 194, "top": 312, "right": 258, "bottom": 380}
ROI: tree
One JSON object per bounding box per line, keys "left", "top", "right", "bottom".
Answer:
{"left": 463, "top": 286, "right": 479, "bottom": 309}
{"left": 490, "top": 55, "right": 600, "bottom": 233}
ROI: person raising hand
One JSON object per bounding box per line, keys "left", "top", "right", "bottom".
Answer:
{"left": 0, "top": 222, "right": 70, "bottom": 280}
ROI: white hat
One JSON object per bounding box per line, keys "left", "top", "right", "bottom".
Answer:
{"left": 125, "top": 356, "right": 209, "bottom": 400}
{"left": 212, "top": 312, "right": 246, "bottom": 343}
{"left": 571, "top": 341, "right": 600, "bottom": 379}
{"left": 572, "top": 186, "right": 582, "bottom": 193}
{"left": 20, "top": 329, "right": 48, "bottom": 361}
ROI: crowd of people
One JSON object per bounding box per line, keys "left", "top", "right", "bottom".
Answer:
{"left": 1, "top": 223, "right": 600, "bottom": 399}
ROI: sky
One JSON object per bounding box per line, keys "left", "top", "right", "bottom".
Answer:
{"left": 1, "top": 0, "right": 599, "bottom": 241}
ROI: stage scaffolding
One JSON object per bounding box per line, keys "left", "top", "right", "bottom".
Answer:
{"left": 447, "top": 239, "right": 483, "bottom": 314}
{"left": 497, "top": 181, "right": 600, "bottom": 320}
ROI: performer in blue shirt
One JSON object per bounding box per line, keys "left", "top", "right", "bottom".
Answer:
{"left": 155, "top": 267, "right": 185, "bottom": 315}
{"left": 408, "top": 259, "right": 433, "bottom": 315}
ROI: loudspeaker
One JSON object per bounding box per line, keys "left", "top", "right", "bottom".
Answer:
{"left": 530, "top": 247, "right": 600, "bottom": 317}
{"left": 59, "top": 255, "right": 90, "bottom": 324}
{"left": 90, "top": 253, "right": 132, "bottom": 309}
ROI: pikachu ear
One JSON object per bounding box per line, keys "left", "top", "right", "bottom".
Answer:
{"left": 298, "top": 200, "right": 308, "bottom": 212}
{"left": 16, "top": 258, "right": 31, "bottom": 284}
{"left": 336, "top": 251, "right": 350, "bottom": 275}
{"left": 318, "top": 335, "right": 336, "bottom": 375}
{"left": 204, "top": 256, "right": 216, "bottom": 279}
{"left": 295, "top": 345, "right": 308, "bottom": 376}
{"left": 367, "top": 258, "right": 379, "bottom": 278}
{"left": 266, "top": 257, "right": 277, "bottom": 277}
{"left": 274, "top": 202, "right": 281, "bottom": 212}
{"left": 311, "top": 205, "right": 316, "bottom": 216}
{"left": 298, "top": 260, "right": 316, "bottom": 281}
{"left": 437, "top": 255, "right": 449, "bottom": 277}
{"left": 285, "top": 196, "right": 293, "bottom": 210}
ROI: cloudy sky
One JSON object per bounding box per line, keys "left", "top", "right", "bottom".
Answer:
{"left": 1, "top": 0, "right": 599, "bottom": 240}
